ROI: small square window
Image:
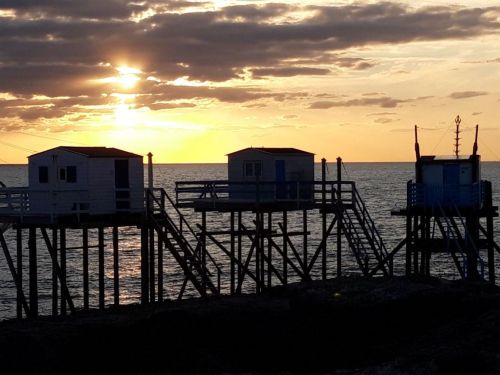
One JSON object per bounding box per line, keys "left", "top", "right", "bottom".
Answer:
{"left": 59, "top": 168, "right": 66, "bottom": 180}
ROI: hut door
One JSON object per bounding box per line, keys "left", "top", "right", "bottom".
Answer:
{"left": 275, "top": 160, "right": 286, "bottom": 199}
{"left": 115, "top": 160, "right": 130, "bottom": 209}
{"left": 443, "top": 163, "right": 460, "bottom": 206}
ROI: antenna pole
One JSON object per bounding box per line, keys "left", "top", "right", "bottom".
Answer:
{"left": 472, "top": 124, "right": 479, "bottom": 156}
{"left": 414, "top": 125, "right": 420, "bottom": 161}
{"left": 454, "top": 115, "right": 461, "bottom": 159}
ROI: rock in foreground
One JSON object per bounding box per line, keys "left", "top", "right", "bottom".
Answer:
{"left": 1, "top": 276, "right": 500, "bottom": 374}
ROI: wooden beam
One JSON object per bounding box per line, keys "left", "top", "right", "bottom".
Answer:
{"left": 28, "top": 227, "right": 37, "bottom": 318}
{"left": 113, "top": 226, "right": 119, "bottom": 306}
{"left": 0, "top": 230, "right": 29, "bottom": 317}
{"left": 82, "top": 228, "right": 89, "bottom": 310}
{"left": 40, "top": 228, "right": 75, "bottom": 314}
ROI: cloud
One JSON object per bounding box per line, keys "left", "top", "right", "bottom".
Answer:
{"left": 472, "top": 111, "right": 482, "bottom": 116}
{"left": 309, "top": 96, "right": 405, "bottom": 109}
{"left": 374, "top": 117, "right": 398, "bottom": 124}
{"left": 367, "top": 112, "right": 397, "bottom": 116}
{"left": 0, "top": 2, "right": 499, "bottom": 122}
{"left": 251, "top": 67, "right": 330, "bottom": 78}
{"left": 449, "top": 91, "right": 488, "bottom": 99}
{"left": 0, "top": 3, "right": 499, "bottom": 89}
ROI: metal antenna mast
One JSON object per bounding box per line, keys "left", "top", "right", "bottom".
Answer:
{"left": 454, "top": 115, "right": 461, "bottom": 159}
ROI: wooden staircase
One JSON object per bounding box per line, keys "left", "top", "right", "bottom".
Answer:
{"left": 146, "top": 188, "right": 219, "bottom": 297}
{"left": 434, "top": 204, "right": 484, "bottom": 280}
{"left": 335, "top": 185, "right": 391, "bottom": 276}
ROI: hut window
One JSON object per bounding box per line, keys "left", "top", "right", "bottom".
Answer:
{"left": 59, "top": 168, "right": 66, "bottom": 181}
{"left": 39, "top": 166, "right": 49, "bottom": 183}
{"left": 67, "top": 166, "right": 77, "bottom": 183}
{"left": 244, "top": 161, "right": 262, "bottom": 177}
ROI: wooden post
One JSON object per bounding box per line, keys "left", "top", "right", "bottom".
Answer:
{"left": 113, "top": 226, "right": 119, "bottom": 306}
{"left": 302, "top": 210, "right": 307, "bottom": 278}
{"left": 158, "top": 225, "right": 164, "bottom": 302}
{"left": 487, "top": 215, "right": 495, "bottom": 284}
{"left": 260, "top": 212, "right": 265, "bottom": 288}
{"left": 267, "top": 212, "right": 272, "bottom": 287}
{"left": 230, "top": 211, "right": 235, "bottom": 294}
{"left": 255, "top": 212, "right": 260, "bottom": 293}
{"left": 82, "top": 228, "right": 89, "bottom": 310}
{"left": 60, "top": 228, "right": 66, "bottom": 316}
{"left": 283, "top": 211, "right": 288, "bottom": 285}
{"left": 405, "top": 214, "right": 412, "bottom": 275}
{"left": 201, "top": 211, "right": 207, "bottom": 295}
{"left": 140, "top": 226, "right": 149, "bottom": 304}
{"left": 16, "top": 228, "right": 22, "bottom": 319}
{"left": 51, "top": 228, "right": 58, "bottom": 316}
{"left": 321, "top": 158, "right": 327, "bottom": 280}
{"left": 149, "top": 227, "right": 155, "bottom": 302}
{"left": 28, "top": 227, "right": 38, "bottom": 318}
{"left": 237, "top": 212, "right": 242, "bottom": 293}
{"left": 98, "top": 226, "right": 105, "bottom": 309}
{"left": 413, "top": 216, "right": 419, "bottom": 274}
{"left": 336, "top": 157, "right": 342, "bottom": 278}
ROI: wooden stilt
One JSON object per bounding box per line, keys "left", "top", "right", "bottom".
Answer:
{"left": 267, "top": 212, "right": 272, "bottom": 288}
{"left": 158, "top": 225, "right": 164, "bottom": 301}
{"left": 406, "top": 215, "right": 412, "bottom": 275}
{"left": 149, "top": 227, "right": 155, "bottom": 303}
{"left": 113, "top": 226, "right": 119, "bottom": 306}
{"left": 237, "top": 212, "right": 242, "bottom": 294}
{"left": 201, "top": 211, "right": 207, "bottom": 295}
{"left": 337, "top": 157, "right": 342, "bottom": 278}
{"left": 413, "top": 216, "right": 419, "bottom": 274}
{"left": 98, "top": 227, "right": 105, "bottom": 309}
{"left": 487, "top": 215, "right": 495, "bottom": 284}
{"left": 260, "top": 213, "right": 265, "bottom": 288}
{"left": 16, "top": 228, "right": 22, "bottom": 319}
{"left": 60, "top": 228, "right": 66, "bottom": 315}
{"left": 82, "top": 228, "right": 89, "bottom": 310}
{"left": 322, "top": 158, "right": 327, "bottom": 281}
{"left": 51, "top": 228, "right": 58, "bottom": 316}
{"left": 255, "top": 212, "right": 260, "bottom": 293}
{"left": 303, "top": 210, "right": 307, "bottom": 277}
{"left": 28, "top": 227, "right": 38, "bottom": 318}
{"left": 230, "top": 212, "right": 235, "bottom": 294}
{"left": 141, "top": 226, "right": 149, "bottom": 304}
{"left": 283, "top": 211, "right": 288, "bottom": 285}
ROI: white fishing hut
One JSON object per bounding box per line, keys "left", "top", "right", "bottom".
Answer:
{"left": 227, "top": 147, "right": 314, "bottom": 201}
{"left": 412, "top": 118, "right": 482, "bottom": 208}
{"left": 28, "top": 146, "right": 144, "bottom": 215}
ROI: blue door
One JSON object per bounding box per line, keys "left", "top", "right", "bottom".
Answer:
{"left": 443, "top": 163, "right": 460, "bottom": 206}
{"left": 275, "top": 160, "right": 286, "bottom": 199}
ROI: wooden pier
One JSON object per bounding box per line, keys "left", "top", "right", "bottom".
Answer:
{"left": 0, "top": 159, "right": 394, "bottom": 319}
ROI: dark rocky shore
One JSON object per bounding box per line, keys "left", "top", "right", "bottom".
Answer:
{"left": 1, "top": 276, "right": 500, "bottom": 374}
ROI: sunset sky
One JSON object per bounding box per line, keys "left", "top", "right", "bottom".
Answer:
{"left": 1, "top": 0, "right": 500, "bottom": 163}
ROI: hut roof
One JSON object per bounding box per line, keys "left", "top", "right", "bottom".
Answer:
{"left": 29, "top": 146, "right": 142, "bottom": 159}
{"left": 227, "top": 147, "right": 314, "bottom": 156}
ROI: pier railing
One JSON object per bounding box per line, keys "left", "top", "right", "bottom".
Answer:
{"left": 0, "top": 187, "right": 90, "bottom": 219}
{"left": 175, "top": 180, "right": 356, "bottom": 208}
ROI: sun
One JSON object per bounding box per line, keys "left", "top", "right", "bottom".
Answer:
{"left": 116, "top": 66, "right": 141, "bottom": 89}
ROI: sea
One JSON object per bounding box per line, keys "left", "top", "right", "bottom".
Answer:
{"left": 1, "top": 162, "right": 500, "bottom": 320}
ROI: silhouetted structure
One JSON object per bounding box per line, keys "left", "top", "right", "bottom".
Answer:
{"left": 0, "top": 146, "right": 392, "bottom": 319}
{"left": 391, "top": 118, "right": 498, "bottom": 281}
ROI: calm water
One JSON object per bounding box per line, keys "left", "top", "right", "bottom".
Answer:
{"left": 1, "top": 162, "right": 500, "bottom": 320}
